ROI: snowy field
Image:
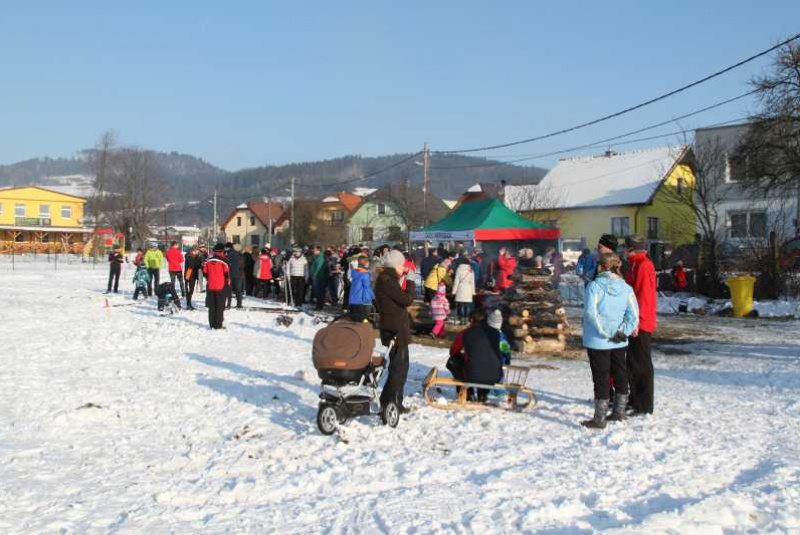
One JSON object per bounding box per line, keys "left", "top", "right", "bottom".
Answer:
{"left": 1, "top": 258, "right": 799, "bottom": 533}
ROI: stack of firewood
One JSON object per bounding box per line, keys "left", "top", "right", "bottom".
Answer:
{"left": 506, "top": 270, "right": 570, "bottom": 355}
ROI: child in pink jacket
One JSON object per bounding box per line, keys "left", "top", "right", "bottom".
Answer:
{"left": 430, "top": 283, "right": 451, "bottom": 338}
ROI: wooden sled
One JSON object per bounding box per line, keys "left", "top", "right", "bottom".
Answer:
{"left": 422, "top": 365, "right": 537, "bottom": 411}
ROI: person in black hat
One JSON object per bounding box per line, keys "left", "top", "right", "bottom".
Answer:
{"left": 202, "top": 243, "right": 231, "bottom": 329}
{"left": 592, "top": 234, "right": 618, "bottom": 281}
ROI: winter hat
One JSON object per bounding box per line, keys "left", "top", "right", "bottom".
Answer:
{"left": 487, "top": 309, "right": 503, "bottom": 330}
{"left": 383, "top": 250, "right": 405, "bottom": 270}
{"left": 625, "top": 234, "right": 647, "bottom": 251}
{"left": 598, "top": 234, "right": 618, "bottom": 251}
{"left": 436, "top": 283, "right": 446, "bottom": 295}
{"left": 213, "top": 243, "right": 225, "bottom": 252}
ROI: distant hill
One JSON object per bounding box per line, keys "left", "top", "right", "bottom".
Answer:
{"left": 0, "top": 151, "right": 547, "bottom": 226}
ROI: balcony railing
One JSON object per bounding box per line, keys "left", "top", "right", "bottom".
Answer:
{"left": 15, "top": 217, "right": 52, "bottom": 227}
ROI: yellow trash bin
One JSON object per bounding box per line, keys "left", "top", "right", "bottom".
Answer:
{"left": 727, "top": 276, "right": 756, "bottom": 318}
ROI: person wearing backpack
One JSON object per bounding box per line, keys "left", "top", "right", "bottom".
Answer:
{"left": 581, "top": 252, "right": 639, "bottom": 429}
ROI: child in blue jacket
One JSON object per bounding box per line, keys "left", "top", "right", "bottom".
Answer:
{"left": 581, "top": 252, "right": 639, "bottom": 429}
{"left": 348, "top": 255, "right": 374, "bottom": 322}
{"left": 132, "top": 264, "right": 150, "bottom": 300}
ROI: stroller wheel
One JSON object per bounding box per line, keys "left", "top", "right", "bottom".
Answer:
{"left": 317, "top": 405, "right": 339, "bottom": 435}
{"left": 381, "top": 401, "right": 400, "bottom": 428}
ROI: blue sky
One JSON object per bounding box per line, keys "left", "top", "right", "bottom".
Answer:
{"left": 0, "top": 1, "right": 797, "bottom": 171}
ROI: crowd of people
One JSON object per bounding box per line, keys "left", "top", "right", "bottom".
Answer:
{"left": 106, "top": 234, "right": 657, "bottom": 424}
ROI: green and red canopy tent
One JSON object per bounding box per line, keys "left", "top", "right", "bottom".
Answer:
{"left": 409, "top": 199, "right": 559, "bottom": 245}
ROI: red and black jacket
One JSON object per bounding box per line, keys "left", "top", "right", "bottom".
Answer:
{"left": 202, "top": 253, "right": 230, "bottom": 291}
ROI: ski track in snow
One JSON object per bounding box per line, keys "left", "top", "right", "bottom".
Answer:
{"left": 1, "top": 258, "right": 799, "bottom": 534}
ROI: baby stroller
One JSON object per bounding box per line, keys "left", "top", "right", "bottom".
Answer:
{"left": 312, "top": 319, "right": 398, "bottom": 435}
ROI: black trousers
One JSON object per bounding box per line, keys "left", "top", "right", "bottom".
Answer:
{"left": 227, "top": 278, "right": 243, "bottom": 308}
{"left": 424, "top": 287, "right": 435, "bottom": 303}
{"left": 254, "top": 279, "right": 269, "bottom": 298}
{"left": 290, "top": 276, "right": 305, "bottom": 306}
{"left": 186, "top": 278, "right": 197, "bottom": 307}
{"left": 349, "top": 304, "right": 371, "bottom": 323}
{"left": 627, "top": 331, "right": 654, "bottom": 413}
{"left": 169, "top": 271, "right": 186, "bottom": 296}
{"left": 588, "top": 347, "right": 628, "bottom": 400}
{"left": 107, "top": 266, "right": 120, "bottom": 292}
{"left": 245, "top": 274, "right": 255, "bottom": 296}
{"left": 133, "top": 286, "right": 145, "bottom": 300}
{"left": 147, "top": 268, "right": 160, "bottom": 296}
{"left": 206, "top": 290, "right": 226, "bottom": 329}
{"left": 379, "top": 336, "right": 409, "bottom": 407}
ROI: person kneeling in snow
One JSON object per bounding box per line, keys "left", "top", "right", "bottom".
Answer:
{"left": 132, "top": 263, "right": 150, "bottom": 301}
{"left": 581, "top": 252, "right": 639, "bottom": 429}
{"left": 155, "top": 281, "right": 181, "bottom": 313}
{"left": 446, "top": 307, "right": 504, "bottom": 402}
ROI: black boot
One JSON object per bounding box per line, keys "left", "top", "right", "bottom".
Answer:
{"left": 581, "top": 399, "right": 609, "bottom": 429}
{"left": 607, "top": 393, "right": 628, "bottom": 422}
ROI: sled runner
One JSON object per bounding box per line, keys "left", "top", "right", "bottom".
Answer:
{"left": 422, "top": 365, "right": 537, "bottom": 411}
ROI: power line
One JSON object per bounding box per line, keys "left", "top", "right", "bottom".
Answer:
{"left": 434, "top": 32, "right": 800, "bottom": 154}
{"left": 297, "top": 151, "right": 423, "bottom": 190}
{"left": 430, "top": 88, "right": 757, "bottom": 171}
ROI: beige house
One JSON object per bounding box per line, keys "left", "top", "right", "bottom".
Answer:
{"left": 221, "top": 201, "right": 285, "bottom": 250}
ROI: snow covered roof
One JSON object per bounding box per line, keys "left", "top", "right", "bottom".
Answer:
{"left": 467, "top": 184, "right": 482, "bottom": 193}
{"left": 352, "top": 187, "right": 377, "bottom": 197}
{"left": 505, "top": 146, "right": 688, "bottom": 210}
{"left": 321, "top": 196, "right": 339, "bottom": 203}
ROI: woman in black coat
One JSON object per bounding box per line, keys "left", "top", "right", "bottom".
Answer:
{"left": 374, "top": 250, "right": 416, "bottom": 412}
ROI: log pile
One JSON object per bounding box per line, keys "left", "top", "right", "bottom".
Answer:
{"left": 506, "top": 268, "right": 571, "bottom": 355}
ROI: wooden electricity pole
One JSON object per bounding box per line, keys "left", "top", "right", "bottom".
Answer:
{"left": 423, "top": 142, "right": 430, "bottom": 227}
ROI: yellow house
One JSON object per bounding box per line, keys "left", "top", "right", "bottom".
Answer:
{"left": 0, "top": 185, "right": 91, "bottom": 252}
{"left": 505, "top": 146, "right": 696, "bottom": 256}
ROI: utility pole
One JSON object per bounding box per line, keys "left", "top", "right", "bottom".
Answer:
{"left": 212, "top": 189, "right": 218, "bottom": 243}
{"left": 423, "top": 142, "right": 430, "bottom": 226}
{"left": 290, "top": 177, "right": 295, "bottom": 246}
{"left": 163, "top": 207, "right": 168, "bottom": 245}
{"left": 267, "top": 196, "right": 273, "bottom": 247}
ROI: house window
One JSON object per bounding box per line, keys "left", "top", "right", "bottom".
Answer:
{"left": 647, "top": 217, "right": 659, "bottom": 240}
{"left": 361, "top": 227, "right": 374, "bottom": 242}
{"left": 0, "top": 202, "right": 3, "bottom": 216}
{"left": 725, "top": 154, "right": 748, "bottom": 183}
{"left": 729, "top": 211, "right": 767, "bottom": 239}
{"left": 61, "top": 205, "right": 72, "bottom": 219}
{"left": 611, "top": 217, "right": 630, "bottom": 237}
{"left": 377, "top": 203, "right": 386, "bottom": 216}
{"left": 330, "top": 210, "right": 345, "bottom": 222}
{"left": 40, "top": 204, "right": 50, "bottom": 218}
{"left": 15, "top": 204, "right": 25, "bottom": 217}
{"left": 233, "top": 235, "right": 241, "bottom": 245}
{"left": 250, "top": 216, "right": 255, "bottom": 226}
{"left": 542, "top": 219, "right": 559, "bottom": 228}
{"left": 251, "top": 234, "right": 260, "bottom": 247}
{"left": 237, "top": 216, "right": 242, "bottom": 227}
{"left": 388, "top": 226, "right": 403, "bottom": 241}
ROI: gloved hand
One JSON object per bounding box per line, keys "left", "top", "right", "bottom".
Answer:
{"left": 609, "top": 331, "right": 628, "bottom": 344}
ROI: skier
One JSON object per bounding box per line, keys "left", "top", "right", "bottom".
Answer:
{"left": 581, "top": 253, "right": 639, "bottom": 429}
{"left": 165, "top": 241, "right": 185, "bottom": 297}
{"left": 184, "top": 246, "right": 203, "bottom": 310}
{"left": 106, "top": 247, "right": 126, "bottom": 293}
{"left": 374, "top": 250, "right": 416, "bottom": 414}
{"left": 143, "top": 243, "right": 164, "bottom": 296}
{"left": 203, "top": 243, "right": 231, "bottom": 329}
{"left": 624, "top": 235, "right": 657, "bottom": 416}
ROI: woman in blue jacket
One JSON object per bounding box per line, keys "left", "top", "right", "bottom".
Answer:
{"left": 348, "top": 255, "right": 375, "bottom": 322}
{"left": 582, "top": 253, "right": 639, "bottom": 429}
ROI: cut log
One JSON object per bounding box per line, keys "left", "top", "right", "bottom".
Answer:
{"left": 520, "top": 309, "right": 530, "bottom": 319}
{"left": 522, "top": 338, "right": 567, "bottom": 354}
{"left": 527, "top": 325, "right": 563, "bottom": 336}
{"left": 512, "top": 328, "right": 529, "bottom": 339}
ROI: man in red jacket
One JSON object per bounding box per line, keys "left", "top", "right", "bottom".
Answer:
{"left": 496, "top": 247, "right": 517, "bottom": 293}
{"left": 202, "top": 243, "right": 231, "bottom": 329}
{"left": 624, "top": 235, "right": 657, "bottom": 415}
{"left": 165, "top": 241, "right": 186, "bottom": 297}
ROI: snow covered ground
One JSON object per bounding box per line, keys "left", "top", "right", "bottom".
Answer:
{"left": 1, "top": 258, "right": 799, "bottom": 533}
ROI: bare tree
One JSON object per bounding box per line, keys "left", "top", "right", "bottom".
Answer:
{"left": 85, "top": 131, "right": 118, "bottom": 225}
{"left": 503, "top": 182, "right": 565, "bottom": 223}
{"left": 737, "top": 42, "right": 800, "bottom": 231}
{"left": 106, "top": 148, "right": 166, "bottom": 246}
{"left": 659, "top": 141, "right": 729, "bottom": 297}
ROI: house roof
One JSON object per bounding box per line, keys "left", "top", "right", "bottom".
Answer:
{"left": 0, "top": 185, "right": 88, "bottom": 202}
{"left": 321, "top": 192, "right": 363, "bottom": 214}
{"left": 221, "top": 201, "right": 284, "bottom": 230}
{"left": 505, "top": 146, "right": 688, "bottom": 210}
{"left": 364, "top": 184, "right": 451, "bottom": 221}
